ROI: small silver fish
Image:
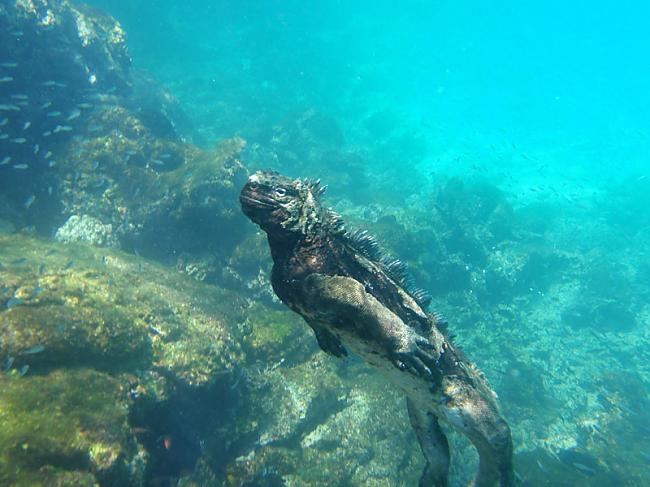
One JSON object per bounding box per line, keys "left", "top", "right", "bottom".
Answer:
{"left": 23, "top": 121, "right": 31, "bottom": 130}
{"left": 47, "top": 111, "right": 62, "bottom": 117}
{"left": 53, "top": 125, "right": 72, "bottom": 133}
{"left": 0, "top": 134, "right": 9, "bottom": 140}
{"left": 0, "top": 104, "right": 20, "bottom": 111}
{"left": 5, "top": 296, "right": 24, "bottom": 308}
{"left": 24, "top": 195, "right": 35, "bottom": 209}
{"left": 48, "top": 160, "right": 57, "bottom": 167}
{"left": 44, "top": 151, "right": 52, "bottom": 159}
{"left": 42, "top": 131, "right": 52, "bottom": 137}
{"left": 0, "top": 118, "right": 7, "bottom": 126}
{"left": 41, "top": 80, "right": 57, "bottom": 87}
{"left": 0, "top": 76, "right": 13, "bottom": 83}
{"left": 11, "top": 94, "right": 28, "bottom": 100}
{"left": 21, "top": 344, "right": 44, "bottom": 355}
{"left": 66, "top": 109, "right": 81, "bottom": 121}
{"left": 19, "top": 364, "right": 29, "bottom": 376}
{"left": 0, "top": 62, "right": 18, "bottom": 68}
{"left": 3, "top": 356, "right": 14, "bottom": 372}
{"left": 40, "top": 101, "right": 52, "bottom": 109}
{"left": 77, "top": 103, "right": 93, "bottom": 109}
{"left": 0, "top": 156, "right": 10, "bottom": 165}
{"left": 10, "top": 138, "right": 26, "bottom": 144}
{"left": 33, "top": 144, "right": 39, "bottom": 154}
{"left": 13, "top": 164, "right": 28, "bottom": 170}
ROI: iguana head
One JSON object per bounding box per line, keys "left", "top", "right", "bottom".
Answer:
{"left": 240, "top": 171, "right": 327, "bottom": 238}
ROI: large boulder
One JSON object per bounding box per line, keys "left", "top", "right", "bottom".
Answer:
{"left": 0, "top": 233, "right": 248, "bottom": 485}
{"left": 0, "top": 0, "right": 132, "bottom": 212}
{"left": 0, "top": 0, "right": 197, "bottom": 240}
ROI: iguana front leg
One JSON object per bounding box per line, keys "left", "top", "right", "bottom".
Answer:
{"left": 301, "top": 273, "right": 441, "bottom": 377}
{"left": 307, "top": 320, "right": 348, "bottom": 358}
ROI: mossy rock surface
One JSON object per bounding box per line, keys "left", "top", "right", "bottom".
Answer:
{"left": 0, "top": 368, "right": 139, "bottom": 487}
{"left": 241, "top": 303, "right": 315, "bottom": 363}
{"left": 1, "top": 236, "right": 149, "bottom": 371}
{"left": 0, "top": 234, "right": 246, "bottom": 385}
{"left": 0, "top": 234, "right": 255, "bottom": 485}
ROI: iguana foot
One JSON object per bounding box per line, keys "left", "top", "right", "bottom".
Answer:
{"left": 392, "top": 336, "right": 441, "bottom": 377}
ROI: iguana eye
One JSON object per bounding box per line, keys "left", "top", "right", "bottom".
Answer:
{"left": 274, "top": 187, "right": 287, "bottom": 197}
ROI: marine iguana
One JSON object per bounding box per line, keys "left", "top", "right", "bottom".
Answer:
{"left": 240, "top": 171, "right": 514, "bottom": 487}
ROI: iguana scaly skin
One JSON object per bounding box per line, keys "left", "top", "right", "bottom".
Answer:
{"left": 240, "top": 171, "right": 514, "bottom": 487}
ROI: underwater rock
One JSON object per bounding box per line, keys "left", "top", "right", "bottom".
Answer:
{"left": 562, "top": 300, "right": 637, "bottom": 332}
{"left": 433, "top": 178, "right": 514, "bottom": 255}
{"left": 483, "top": 245, "right": 574, "bottom": 301}
{"left": 1, "top": 235, "right": 152, "bottom": 370}
{"left": 240, "top": 303, "right": 315, "bottom": 363}
{"left": 0, "top": 233, "right": 257, "bottom": 484}
{"left": 175, "top": 251, "right": 219, "bottom": 282}
{"left": 484, "top": 247, "right": 529, "bottom": 299}
{"left": 0, "top": 0, "right": 197, "bottom": 243}
{"left": 0, "top": 0, "right": 132, "bottom": 203}
{"left": 0, "top": 233, "right": 246, "bottom": 383}
{"left": 1, "top": 0, "right": 252, "bottom": 294}
{"left": 216, "top": 356, "right": 425, "bottom": 486}
{"left": 1, "top": 0, "right": 131, "bottom": 99}
{"left": 53, "top": 127, "right": 250, "bottom": 271}
{"left": 0, "top": 368, "right": 146, "bottom": 486}
{"left": 55, "top": 213, "right": 118, "bottom": 247}
{"left": 223, "top": 232, "right": 281, "bottom": 303}
{"left": 127, "top": 71, "right": 196, "bottom": 143}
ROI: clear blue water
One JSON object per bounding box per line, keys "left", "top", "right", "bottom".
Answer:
{"left": 90, "top": 0, "right": 650, "bottom": 185}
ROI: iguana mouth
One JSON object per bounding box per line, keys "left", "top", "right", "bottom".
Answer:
{"left": 239, "top": 194, "right": 275, "bottom": 208}
{"left": 239, "top": 180, "right": 281, "bottom": 212}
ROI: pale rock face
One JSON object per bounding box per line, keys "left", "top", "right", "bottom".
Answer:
{"left": 55, "top": 213, "right": 118, "bottom": 247}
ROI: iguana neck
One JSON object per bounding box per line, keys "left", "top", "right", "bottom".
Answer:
{"left": 267, "top": 227, "right": 328, "bottom": 262}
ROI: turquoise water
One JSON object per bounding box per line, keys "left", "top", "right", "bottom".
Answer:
{"left": 1, "top": 1, "right": 649, "bottom": 486}
{"left": 91, "top": 0, "right": 650, "bottom": 182}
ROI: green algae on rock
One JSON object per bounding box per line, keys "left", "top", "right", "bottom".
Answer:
{"left": 1, "top": 235, "right": 152, "bottom": 371}
{"left": 0, "top": 368, "right": 144, "bottom": 487}
{"left": 0, "top": 233, "right": 253, "bottom": 485}
{"left": 0, "top": 233, "right": 246, "bottom": 384}
{"left": 54, "top": 122, "right": 251, "bottom": 272}
{"left": 240, "top": 303, "right": 315, "bottom": 363}
{"left": 218, "top": 356, "right": 424, "bottom": 486}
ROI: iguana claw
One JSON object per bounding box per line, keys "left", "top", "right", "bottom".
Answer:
{"left": 393, "top": 352, "right": 433, "bottom": 377}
